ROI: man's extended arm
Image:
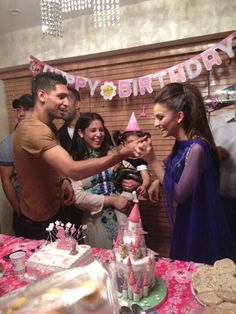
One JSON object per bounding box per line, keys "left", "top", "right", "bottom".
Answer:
{"left": 42, "top": 137, "right": 149, "bottom": 181}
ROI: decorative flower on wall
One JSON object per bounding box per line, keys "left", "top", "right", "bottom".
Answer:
{"left": 100, "top": 81, "right": 117, "bottom": 100}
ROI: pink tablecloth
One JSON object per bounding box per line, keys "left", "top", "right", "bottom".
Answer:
{"left": 0, "top": 234, "right": 203, "bottom": 313}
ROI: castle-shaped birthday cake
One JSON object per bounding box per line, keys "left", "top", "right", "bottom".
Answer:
{"left": 26, "top": 222, "right": 93, "bottom": 280}
{"left": 111, "top": 201, "right": 156, "bottom": 302}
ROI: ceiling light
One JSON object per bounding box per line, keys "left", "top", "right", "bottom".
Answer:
{"left": 10, "top": 9, "right": 21, "bottom": 15}
{"left": 40, "top": 0, "right": 120, "bottom": 37}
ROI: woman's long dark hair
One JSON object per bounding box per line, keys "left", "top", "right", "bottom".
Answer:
{"left": 71, "top": 112, "right": 114, "bottom": 161}
{"left": 155, "top": 83, "right": 220, "bottom": 172}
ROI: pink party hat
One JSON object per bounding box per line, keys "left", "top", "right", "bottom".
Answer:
{"left": 125, "top": 112, "right": 141, "bottom": 132}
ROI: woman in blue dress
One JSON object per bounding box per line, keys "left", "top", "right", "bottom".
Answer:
{"left": 146, "top": 82, "right": 235, "bottom": 264}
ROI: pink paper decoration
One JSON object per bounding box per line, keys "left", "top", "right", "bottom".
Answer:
{"left": 29, "top": 32, "right": 236, "bottom": 99}
{"left": 132, "top": 79, "right": 138, "bottom": 96}
{"left": 201, "top": 49, "right": 222, "bottom": 71}
{"left": 140, "top": 104, "right": 148, "bottom": 117}
{"left": 64, "top": 73, "right": 76, "bottom": 87}
{"left": 119, "top": 80, "right": 132, "bottom": 98}
{"left": 100, "top": 81, "right": 117, "bottom": 100}
{"left": 29, "top": 60, "right": 43, "bottom": 77}
{"left": 184, "top": 59, "right": 202, "bottom": 80}
{"left": 168, "top": 64, "right": 186, "bottom": 83}
{"left": 125, "top": 112, "right": 141, "bottom": 132}
{"left": 75, "top": 77, "right": 87, "bottom": 90}
{"left": 215, "top": 33, "right": 235, "bottom": 58}
{"left": 43, "top": 64, "right": 54, "bottom": 73}
{"left": 152, "top": 71, "right": 167, "bottom": 88}
{"left": 88, "top": 79, "right": 100, "bottom": 96}
{"left": 138, "top": 77, "right": 153, "bottom": 95}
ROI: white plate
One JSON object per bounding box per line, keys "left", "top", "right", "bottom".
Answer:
{"left": 190, "top": 282, "right": 206, "bottom": 307}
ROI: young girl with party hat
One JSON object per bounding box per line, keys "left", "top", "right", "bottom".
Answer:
{"left": 113, "top": 112, "right": 151, "bottom": 198}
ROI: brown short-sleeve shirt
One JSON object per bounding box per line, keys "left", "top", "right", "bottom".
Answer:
{"left": 13, "top": 116, "right": 62, "bottom": 221}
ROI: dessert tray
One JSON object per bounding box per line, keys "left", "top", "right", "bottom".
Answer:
{"left": 191, "top": 258, "right": 236, "bottom": 311}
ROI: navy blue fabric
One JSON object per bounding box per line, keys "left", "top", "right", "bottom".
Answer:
{"left": 163, "top": 139, "right": 235, "bottom": 264}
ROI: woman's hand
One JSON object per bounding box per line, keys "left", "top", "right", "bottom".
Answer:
{"left": 148, "top": 179, "right": 161, "bottom": 203}
{"left": 109, "top": 196, "right": 129, "bottom": 212}
{"left": 61, "top": 179, "right": 76, "bottom": 205}
{"left": 137, "top": 184, "right": 147, "bottom": 196}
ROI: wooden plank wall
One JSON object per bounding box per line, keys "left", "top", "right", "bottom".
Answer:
{"left": 0, "top": 36, "right": 235, "bottom": 257}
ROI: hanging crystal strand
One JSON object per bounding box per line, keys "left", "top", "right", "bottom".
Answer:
{"left": 40, "top": 0, "right": 63, "bottom": 37}
{"left": 40, "top": 0, "right": 48, "bottom": 35}
{"left": 102, "top": 0, "right": 106, "bottom": 27}
{"left": 93, "top": 0, "right": 102, "bottom": 28}
{"left": 115, "top": 0, "right": 120, "bottom": 25}
{"left": 41, "top": 0, "right": 120, "bottom": 35}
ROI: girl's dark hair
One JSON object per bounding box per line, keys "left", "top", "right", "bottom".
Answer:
{"left": 155, "top": 82, "right": 219, "bottom": 170}
{"left": 71, "top": 112, "right": 114, "bottom": 160}
{"left": 113, "top": 130, "right": 150, "bottom": 145}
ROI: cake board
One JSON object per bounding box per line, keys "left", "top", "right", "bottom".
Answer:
{"left": 118, "top": 276, "right": 167, "bottom": 311}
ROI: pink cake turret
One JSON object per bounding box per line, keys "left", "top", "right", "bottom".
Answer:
{"left": 128, "top": 271, "right": 136, "bottom": 300}
{"left": 130, "top": 244, "right": 137, "bottom": 261}
{"left": 128, "top": 203, "right": 141, "bottom": 233}
{"left": 122, "top": 278, "right": 128, "bottom": 299}
{"left": 127, "top": 257, "right": 132, "bottom": 270}
{"left": 143, "top": 273, "right": 149, "bottom": 297}
{"left": 133, "top": 282, "right": 141, "bottom": 302}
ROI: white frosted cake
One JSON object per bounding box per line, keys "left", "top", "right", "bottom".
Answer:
{"left": 112, "top": 203, "right": 156, "bottom": 302}
{"left": 26, "top": 242, "right": 93, "bottom": 280}
{"left": 26, "top": 222, "right": 93, "bottom": 280}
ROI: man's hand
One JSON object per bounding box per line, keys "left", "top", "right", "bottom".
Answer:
{"left": 120, "top": 136, "right": 152, "bottom": 159}
{"left": 61, "top": 179, "right": 76, "bottom": 205}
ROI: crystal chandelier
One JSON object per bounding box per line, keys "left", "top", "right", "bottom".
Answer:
{"left": 40, "top": 0, "right": 120, "bottom": 37}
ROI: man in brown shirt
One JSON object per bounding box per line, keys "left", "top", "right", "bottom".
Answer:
{"left": 13, "top": 72, "right": 150, "bottom": 239}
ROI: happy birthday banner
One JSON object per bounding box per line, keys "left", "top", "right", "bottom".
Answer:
{"left": 29, "top": 31, "right": 236, "bottom": 101}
